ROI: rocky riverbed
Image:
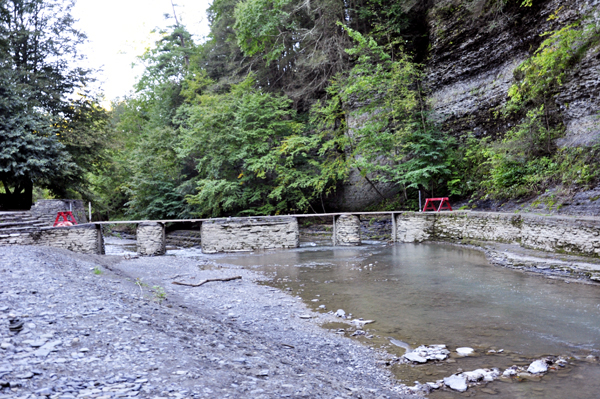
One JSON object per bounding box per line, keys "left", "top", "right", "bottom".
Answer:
{"left": 0, "top": 245, "right": 419, "bottom": 399}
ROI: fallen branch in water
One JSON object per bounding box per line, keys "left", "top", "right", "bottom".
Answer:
{"left": 172, "top": 276, "right": 242, "bottom": 287}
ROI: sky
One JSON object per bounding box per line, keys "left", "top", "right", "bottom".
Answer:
{"left": 71, "top": 0, "right": 212, "bottom": 105}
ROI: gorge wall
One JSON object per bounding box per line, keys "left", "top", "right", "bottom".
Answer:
{"left": 427, "top": 0, "right": 600, "bottom": 144}
{"left": 332, "top": 0, "right": 600, "bottom": 211}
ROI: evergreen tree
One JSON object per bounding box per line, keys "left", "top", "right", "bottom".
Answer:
{"left": 0, "top": 0, "right": 105, "bottom": 206}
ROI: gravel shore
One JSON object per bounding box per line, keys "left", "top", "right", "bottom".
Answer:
{"left": 0, "top": 245, "right": 417, "bottom": 399}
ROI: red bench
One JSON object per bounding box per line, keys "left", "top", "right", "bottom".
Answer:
{"left": 422, "top": 197, "right": 452, "bottom": 212}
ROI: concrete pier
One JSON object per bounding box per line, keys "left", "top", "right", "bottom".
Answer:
{"left": 333, "top": 214, "right": 361, "bottom": 246}
{"left": 137, "top": 222, "right": 166, "bottom": 256}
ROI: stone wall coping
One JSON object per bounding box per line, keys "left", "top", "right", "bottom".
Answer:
{"left": 138, "top": 222, "right": 165, "bottom": 227}
{"left": 35, "top": 199, "right": 82, "bottom": 202}
{"left": 398, "top": 211, "right": 600, "bottom": 226}
{"left": 39, "top": 223, "right": 100, "bottom": 231}
{"left": 91, "top": 212, "right": 400, "bottom": 225}
{"left": 204, "top": 217, "right": 296, "bottom": 226}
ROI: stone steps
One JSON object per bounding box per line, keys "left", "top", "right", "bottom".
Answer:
{"left": 165, "top": 230, "right": 202, "bottom": 248}
{"left": 0, "top": 226, "right": 44, "bottom": 236}
{"left": 0, "top": 211, "right": 47, "bottom": 234}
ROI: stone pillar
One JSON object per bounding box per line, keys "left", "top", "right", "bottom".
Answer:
{"left": 137, "top": 222, "right": 166, "bottom": 256}
{"left": 333, "top": 215, "right": 361, "bottom": 246}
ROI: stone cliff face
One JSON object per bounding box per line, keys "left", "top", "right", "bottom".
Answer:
{"left": 331, "top": 0, "right": 600, "bottom": 211}
{"left": 427, "top": 0, "right": 600, "bottom": 145}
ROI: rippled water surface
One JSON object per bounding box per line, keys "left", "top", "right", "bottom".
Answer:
{"left": 218, "top": 243, "right": 600, "bottom": 398}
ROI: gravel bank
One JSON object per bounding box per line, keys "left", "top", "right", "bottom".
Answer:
{"left": 0, "top": 246, "right": 418, "bottom": 399}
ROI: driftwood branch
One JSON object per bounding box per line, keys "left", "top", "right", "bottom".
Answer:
{"left": 172, "top": 276, "right": 242, "bottom": 287}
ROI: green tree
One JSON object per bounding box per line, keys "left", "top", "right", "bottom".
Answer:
{"left": 0, "top": 66, "right": 76, "bottom": 203}
{"left": 103, "top": 22, "right": 195, "bottom": 220}
{"left": 0, "top": 0, "right": 106, "bottom": 204}
{"left": 178, "top": 75, "right": 306, "bottom": 216}
{"left": 310, "top": 26, "right": 455, "bottom": 201}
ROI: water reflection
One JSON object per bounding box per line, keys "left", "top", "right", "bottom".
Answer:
{"left": 219, "top": 243, "right": 600, "bottom": 398}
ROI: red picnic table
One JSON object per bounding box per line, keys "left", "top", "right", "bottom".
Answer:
{"left": 422, "top": 197, "right": 453, "bottom": 212}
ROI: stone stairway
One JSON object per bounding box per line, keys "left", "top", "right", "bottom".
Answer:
{"left": 165, "top": 230, "right": 202, "bottom": 248}
{"left": 0, "top": 211, "right": 48, "bottom": 234}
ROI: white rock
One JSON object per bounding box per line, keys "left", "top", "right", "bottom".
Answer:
{"left": 527, "top": 360, "right": 548, "bottom": 374}
{"left": 484, "top": 369, "right": 500, "bottom": 381}
{"left": 335, "top": 309, "right": 345, "bottom": 317}
{"left": 351, "top": 319, "right": 375, "bottom": 328}
{"left": 456, "top": 347, "right": 474, "bottom": 356}
{"left": 463, "top": 369, "right": 486, "bottom": 382}
{"left": 403, "top": 352, "right": 427, "bottom": 363}
{"left": 463, "top": 368, "right": 500, "bottom": 382}
{"left": 443, "top": 374, "right": 468, "bottom": 392}
{"left": 502, "top": 368, "right": 517, "bottom": 377}
{"left": 426, "top": 382, "right": 440, "bottom": 389}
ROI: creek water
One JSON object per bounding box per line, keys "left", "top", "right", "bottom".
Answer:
{"left": 217, "top": 242, "right": 600, "bottom": 398}
{"left": 105, "top": 238, "right": 600, "bottom": 397}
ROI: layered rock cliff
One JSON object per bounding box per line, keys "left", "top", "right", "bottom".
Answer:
{"left": 427, "top": 0, "right": 600, "bottom": 144}
{"left": 332, "top": 0, "right": 600, "bottom": 211}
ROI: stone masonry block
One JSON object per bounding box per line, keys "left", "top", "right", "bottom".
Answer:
{"left": 334, "top": 214, "right": 361, "bottom": 246}
{"left": 201, "top": 217, "right": 299, "bottom": 253}
{"left": 137, "top": 223, "right": 166, "bottom": 256}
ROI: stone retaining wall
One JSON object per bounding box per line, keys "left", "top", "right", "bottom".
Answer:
{"left": 334, "top": 215, "right": 361, "bottom": 245}
{"left": 137, "top": 223, "right": 166, "bottom": 256}
{"left": 201, "top": 217, "right": 299, "bottom": 253}
{"left": 396, "top": 211, "right": 600, "bottom": 257}
{"left": 31, "top": 199, "right": 88, "bottom": 226}
{"left": 0, "top": 224, "right": 104, "bottom": 255}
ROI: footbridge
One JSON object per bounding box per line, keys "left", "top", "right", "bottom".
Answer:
{"left": 5, "top": 209, "right": 600, "bottom": 261}
{"left": 93, "top": 212, "right": 401, "bottom": 256}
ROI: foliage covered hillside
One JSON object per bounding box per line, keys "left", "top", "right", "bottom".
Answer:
{"left": 89, "top": 0, "right": 600, "bottom": 219}
{"left": 3, "top": 0, "right": 599, "bottom": 218}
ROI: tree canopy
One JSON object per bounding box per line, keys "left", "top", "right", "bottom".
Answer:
{"left": 5, "top": 0, "right": 594, "bottom": 216}
{"left": 0, "top": 0, "right": 108, "bottom": 204}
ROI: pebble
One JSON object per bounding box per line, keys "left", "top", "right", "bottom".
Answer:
{"left": 0, "top": 245, "right": 417, "bottom": 399}
{"left": 456, "top": 347, "right": 475, "bottom": 356}
{"left": 527, "top": 359, "right": 548, "bottom": 374}
{"left": 443, "top": 374, "right": 467, "bottom": 392}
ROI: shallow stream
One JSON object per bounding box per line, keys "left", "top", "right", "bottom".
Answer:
{"left": 218, "top": 243, "right": 600, "bottom": 398}
{"left": 106, "top": 238, "right": 600, "bottom": 398}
